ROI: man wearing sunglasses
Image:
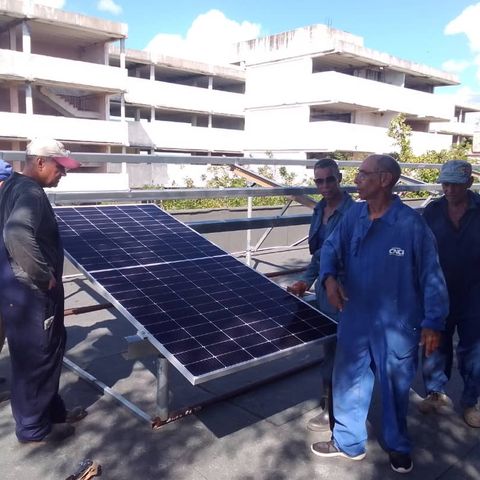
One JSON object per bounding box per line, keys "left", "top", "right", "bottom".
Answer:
{"left": 311, "top": 154, "right": 448, "bottom": 473}
{"left": 287, "top": 158, "right": 353, "bottom": 432}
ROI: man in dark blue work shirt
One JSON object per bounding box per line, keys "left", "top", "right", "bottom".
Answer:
{"left": 310, "top": 154, "right": 448, "bottom": 474}
{"left": 419, "top": 160, "right": 480, "bottom": 428}
{"left": 287, "top": 158, "right": 353, "bottom": 432}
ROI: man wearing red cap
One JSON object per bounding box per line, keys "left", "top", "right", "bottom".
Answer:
{"left": 0, "top": 138, "right": 86, "bottom": 444}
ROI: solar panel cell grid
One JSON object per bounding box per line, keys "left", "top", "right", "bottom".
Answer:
{"left": 55, "top": 204, "right": 336, "bottom": 384}
{"left": 88, "top": 254, "right": 335, "bottom": 383}
{"left": 55, "top": 204, "right": 227, "bottom": 271}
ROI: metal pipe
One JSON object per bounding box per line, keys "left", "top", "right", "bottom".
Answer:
{"left": 252, "top": 200, "right": 293, "bottom": 252}
{"left": 156, "top": 357, "right": 169, "bottom": 421}
{"left": 264, "top": 267, "right": 307, "bottom": 278}
{"left": 63, "top": 357, "right": 152, "bottom": 423}
{"left": 246, "top": 195, "right": 252, "bottom": 266}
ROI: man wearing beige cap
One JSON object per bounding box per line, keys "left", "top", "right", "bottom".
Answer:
{"left": 0, "top": 138, "right": 87, "bottom": 444}
{"left": 420, "top": 160, "right": 480, "bottom": 428}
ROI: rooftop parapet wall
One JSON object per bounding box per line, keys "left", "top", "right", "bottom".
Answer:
{"left": 0, "top": 0, "right": 127, "bottom": 39}
{"left": 230, "top": 23, "right": 458, "bottom": 87}
{"left": 230, "top": 24, "right": 360, "bottom": 65}
{"left": 335, "top": 40, "right": 459, "bottom": 87}
{"left": 110, "top": 47, "right": 245, "bottom": 81}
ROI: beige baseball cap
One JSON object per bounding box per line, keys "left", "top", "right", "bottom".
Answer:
{"left": 26, "top": 138, "right": 80, "bottom": 169}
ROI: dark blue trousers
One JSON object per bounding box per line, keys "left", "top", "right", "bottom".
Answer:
{"left": 0, "top": 244, "right": 66, "bottom": 441}
{"left": 423, "top": 315, "right": 480, "bottom": 408}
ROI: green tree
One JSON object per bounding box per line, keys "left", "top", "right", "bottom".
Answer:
{"left": 388, "top": 113, "right": 413, "bottom": 162}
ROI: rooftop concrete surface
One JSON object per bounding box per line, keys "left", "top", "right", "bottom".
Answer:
{"left": 0, "top": 254, "right": 479, "bottom": 480}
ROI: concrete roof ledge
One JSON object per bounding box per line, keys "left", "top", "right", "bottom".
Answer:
{"left": 110, "top": 46, "right": 246, "bottom": 80}
{"left": 335, "top": 40, "right": 460, "bottom": 86}
{"left": 0, "top": 0, "right": 127, "bottom": 38}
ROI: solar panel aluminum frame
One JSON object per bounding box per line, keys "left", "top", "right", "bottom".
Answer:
{"left": 55, "top": 204, "right": 337, "bottom": 385}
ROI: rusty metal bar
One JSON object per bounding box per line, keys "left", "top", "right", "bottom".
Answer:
{"left": 151, "top": 354, "right": 325, "bottom": 429}
{"left": 64, "top": 303, "right": 113, "bottom": 317}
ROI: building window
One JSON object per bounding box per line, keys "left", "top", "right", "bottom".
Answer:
{"left": 310, "top": 109, "right": 352, "bottom": 123}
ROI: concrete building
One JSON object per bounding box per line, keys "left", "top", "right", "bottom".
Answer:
{"left": 0, "top": 1, "right": 478, "bottom": 187}
{"left": 234, "top": 25, "right": 478, "bottom": 159}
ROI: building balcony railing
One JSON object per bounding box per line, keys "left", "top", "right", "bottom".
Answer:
{"left": 128, "top": 119, "right": 244, "bottom": 153}
{"left": 0, "top": 49, "right": 127, "bottom": 92}
{"left": 0, "top": 112, "right": 128, "bottom": 145}
{"left": 125, "top": 77, "right": 244, "bottom": 116}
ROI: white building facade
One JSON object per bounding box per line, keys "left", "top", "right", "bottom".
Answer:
{"left": 0, "top": 1, "right": 478, "bottom": 187}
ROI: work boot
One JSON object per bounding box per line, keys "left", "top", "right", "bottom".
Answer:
{"left": 418, "top": 392, "right": 453, "bottom": 414}
{"left": 463, "top": 405, "right": 480, "bottom": 428}
{"left": 18, "top": 423, "right": 75, "bottom": 445}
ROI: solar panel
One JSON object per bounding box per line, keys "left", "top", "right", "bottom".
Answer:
{"left": 55, "top": 204, "right": 226, "bottom": 272}
{"left": 55, "top": 204, "right": 337, "bottom": 384}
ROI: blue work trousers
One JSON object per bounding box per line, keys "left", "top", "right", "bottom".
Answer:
{"left": 332, "top": 331, "right": 417, "bottom": 457}
{"left": 0, "top": 243, "right": 67, "bottom": 441}
{"left": 423, "top": 315, "right": 480, "bottom": 408}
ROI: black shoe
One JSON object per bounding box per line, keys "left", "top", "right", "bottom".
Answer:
{"left": 19, "top": 423, "right": 75, "bottom": 445}
{"left": 307, "top": 409, "right": 331, "bottom": 432}
{"left": 311, "top": 440, "right": 366, "bottom": 460}
{"left": 390, "top": 451, "right": 413, "bottom": 473}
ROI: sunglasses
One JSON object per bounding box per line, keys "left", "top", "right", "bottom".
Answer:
{"left": 314, "top": 175, "right": 337, "bottom": 186}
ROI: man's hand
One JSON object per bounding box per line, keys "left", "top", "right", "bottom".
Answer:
{"left": 420, "top": 328, "right": 441, "bottom": 357}
{"left": 324, "top": 276, "right": 348, "bottom": 311}
{"left": 286, "top": 281, "right": 308, "bottom": 297}
{"left": 48, "top": 275, "right": 57, "bottom": 291}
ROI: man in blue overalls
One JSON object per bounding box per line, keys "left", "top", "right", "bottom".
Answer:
{"left": 0, "top": 138, "right": 85, "bottom": 444}
{"left": 287, "top": 158, "right": 353, "bottom": 431}
{"left": 311, "top": 155, "right": 448, "bottom": 474}
{"left": 419, "top": 160, "right": 480, "bottom": 428}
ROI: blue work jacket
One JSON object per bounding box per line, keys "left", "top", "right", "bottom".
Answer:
{"left": 320, "top": 195, "right": 448, "bottom": 343}
{"left": 300, "top": 191, "right": 354, "bottom": 318}
{"left": 423, "top": 191, "right": 480, "bottom": 320}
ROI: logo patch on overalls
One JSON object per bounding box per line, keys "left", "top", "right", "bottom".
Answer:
{"left": 389, "top": 247, "right": 405, "bottom": 257}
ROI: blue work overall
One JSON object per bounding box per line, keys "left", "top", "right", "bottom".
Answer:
{"left": 321, "top": 197, "right": 448, "bottom": 456}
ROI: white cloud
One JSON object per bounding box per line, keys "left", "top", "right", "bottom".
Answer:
{"left": 445, "top": 3, "right": 480, "bottom": 51}
{"left": 441, "top": 59, "right": 471, "bottom": 73}
{"left": 444, "top": 4, "right": 480, "bottom": 97}
{"left": 97, "top": 0, "right": 122, "bottom": 15}
{"left": 34, "top": 0, "right": 66, "bottom": 8}
{"left": 145, "top": 9, "right": 261, "bottom": 63}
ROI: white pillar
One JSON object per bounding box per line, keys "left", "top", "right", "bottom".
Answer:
{"left": 25, "top": 83, "right": 33, "bottom": 115}
{"left": 22, "top": 21, "right": 31, "bottom": 53}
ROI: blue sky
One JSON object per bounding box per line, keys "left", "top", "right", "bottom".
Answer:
{"left": 40, "top": 1, "right": 480, "bottom": 102}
